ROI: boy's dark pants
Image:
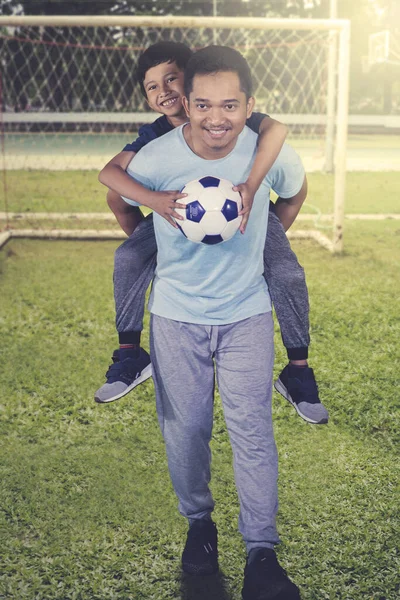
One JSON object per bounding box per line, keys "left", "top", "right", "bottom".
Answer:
{"left": 113, "top": 210, "right": 310, "bottom": 360}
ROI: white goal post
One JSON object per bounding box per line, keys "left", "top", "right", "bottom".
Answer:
{"left": 0, "top": 15, "right": 350, "bottom": 252}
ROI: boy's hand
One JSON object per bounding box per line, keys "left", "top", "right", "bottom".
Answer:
{"left": 234, "top": 182, "right": 256, "bottom": 234}
{"left": 144, "top": 190, "right": 187, "bottom": 228}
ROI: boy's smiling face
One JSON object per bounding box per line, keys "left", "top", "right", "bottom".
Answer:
{"left": 143, "top": 60, "right": 186, "bottom": 122}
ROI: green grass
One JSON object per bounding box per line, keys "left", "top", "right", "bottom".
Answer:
{"left": 0, "top": 214, "right": 399, "bottom": 599}
{"left": 1, "top": 171, "right": 400, "bottom": 216}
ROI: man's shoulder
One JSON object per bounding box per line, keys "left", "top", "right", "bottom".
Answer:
{"left": 123, "top": 115, "right": 173, "bottom": 152}
{"left": 128, "top": 126, "right": 184, "bottom": 176}
{"left": 236, "top": 125, "right": 258, "bottom": 149}
{"left": 266, "top": 142, "right": 305, "bottom": 195}
{"left": 141, "top": 114, "right": 173, "bottom": 137}
{"left": 136, "top": 123, "right": 182, "bottom": 154}
{"left": 264, "top": 142, "right": 301, "bottom": 171}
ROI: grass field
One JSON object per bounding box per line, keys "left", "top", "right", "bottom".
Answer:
{"left": 1, "top": 171, "right": 400, "bottom": 218}
{"left": 0, "top": 178, "right": 399, "bottom": 599}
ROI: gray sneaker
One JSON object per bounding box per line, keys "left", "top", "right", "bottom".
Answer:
{"left": 274, "top": 364, "right": 328, "bottom": 424}
{"left": 95, "top": 349, "right": 152, "bottom": 403}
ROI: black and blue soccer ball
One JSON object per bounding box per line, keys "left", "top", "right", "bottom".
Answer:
{"left": 175, "top": 176, "right": 243, "bottom": 245}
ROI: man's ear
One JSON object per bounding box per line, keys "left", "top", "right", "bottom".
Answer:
{"left": 182, "top": 96, "right": 190, "bottom": 118}
{"left": 246, "top": 96, "right": 255, "bottom": 119}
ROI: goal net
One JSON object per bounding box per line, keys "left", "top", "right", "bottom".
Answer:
{"left": 0, "top": 16, "right": 350, "bottom": 252}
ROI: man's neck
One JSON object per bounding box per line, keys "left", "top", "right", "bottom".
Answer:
{"left": 183, "top": 124, "right": 238, "bottom": 160}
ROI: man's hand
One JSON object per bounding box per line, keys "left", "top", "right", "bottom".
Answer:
{"left": 143, "top": 190, "right": 187, "bottom": 228}
{"left": 233, "top": 181, "right": 256, "bottom": 234}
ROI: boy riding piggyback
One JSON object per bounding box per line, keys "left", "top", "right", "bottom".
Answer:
{"left": 96, "top": 41, "right": 328, "bottom": 425}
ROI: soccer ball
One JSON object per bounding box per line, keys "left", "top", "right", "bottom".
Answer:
{"left": 174, "top": 176, "right": 243, "bottom": 245}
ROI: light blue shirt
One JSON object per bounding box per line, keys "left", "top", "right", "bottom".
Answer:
{"left": 124, "top": 124, "right": 305, "bottom": 325}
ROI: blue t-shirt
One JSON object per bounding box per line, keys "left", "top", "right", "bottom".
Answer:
{"left": 124, "top": 124, "right": 305, "bottom": 325}
{"left": 123, "top": 112, "right": 267, "bottom": 153}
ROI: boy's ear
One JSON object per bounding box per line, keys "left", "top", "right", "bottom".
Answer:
{"left": 246, "top": 96, "right": 255, "bottom": 119}
{"left": 182, "top": 96, "right": 190, "bottom": 118}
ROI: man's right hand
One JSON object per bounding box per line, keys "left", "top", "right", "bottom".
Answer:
{"left": 144, "top": 190, "right": 187, "bottom": 228}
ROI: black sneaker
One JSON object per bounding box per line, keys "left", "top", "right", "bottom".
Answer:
{"left": 242, "top": 548, "right": 301, "bottom": 600}
{"left": 94, "top": 348, "right": 152, "bottom": 403}
{"left": 182, "top": 519, "right": 218, "bottom": 575}
{"left": 274, "top": 364, "right": 328, "bottom": 424}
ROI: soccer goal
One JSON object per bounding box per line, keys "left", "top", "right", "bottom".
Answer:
{"left": 0, "top": 15, "right": 350, "bottom": 252}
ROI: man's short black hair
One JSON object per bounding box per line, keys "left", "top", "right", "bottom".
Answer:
{"left": 136, "top": 41, "right": 193, "bottom": 97}
{"left": 184, "top": 45, "right": 253, "bottom": 100}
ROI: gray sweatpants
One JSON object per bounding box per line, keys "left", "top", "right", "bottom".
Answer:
{"left": 150, "top": 312, "right": 279, "bottom": 550}
{"left": 114, "top": 209, "right": 310, "bottom": 359}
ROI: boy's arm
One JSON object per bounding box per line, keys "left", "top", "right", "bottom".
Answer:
{"left": 235, "top": 117, "right": 288, "bottom": 233}
{"left": 99, "top": 150, "right": 137, "bottom": 195}
{"left": 99, "top": 150, "right": 186, "bottom": 228}
{"left": 274, "top": 176, "right": 308, "bottom": 232}
{"left": 107, "top": 189, "right": 143, "bottom": 237}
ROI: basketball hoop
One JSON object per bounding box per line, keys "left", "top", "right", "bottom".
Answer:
{"left": 368, "top": 30, "right": 400, "bottom": 67}
{"left": 369, "top": 30, "right": 389, "bottom": 66}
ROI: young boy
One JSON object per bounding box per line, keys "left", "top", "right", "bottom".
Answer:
{"left": 95, "top": 41, "right": 329, "bottom": 425}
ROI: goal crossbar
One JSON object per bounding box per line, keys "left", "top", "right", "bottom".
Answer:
{"left": 0, "top": 15, "right": 351, "bottom": 253}
{"left": 0, "top": 15, "right": 350, "bottom": 31}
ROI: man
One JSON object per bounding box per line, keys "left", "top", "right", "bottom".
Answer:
{"left": 123, "top": 45, "right": 304, "bottom": 599}
{"left": 95, "top": 41, "right": 328, "bottom": 426}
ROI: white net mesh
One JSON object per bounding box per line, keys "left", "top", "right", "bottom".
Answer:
{"left": 0, "top": 18, "right": 344, "bottom": 248}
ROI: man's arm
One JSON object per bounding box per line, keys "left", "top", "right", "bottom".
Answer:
{"left": 274, "top": 175, "right": 308, "bottom": 232}
{"left": 236, "top": 116, "right": 288, "bottom": 233}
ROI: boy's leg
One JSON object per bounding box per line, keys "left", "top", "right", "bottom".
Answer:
{"left": 114, "top": 213, "right": 157, "bottom": 337}
{"left": 94, "top": 214, "right": 156, "bottom": 403}
{"left": 264, "top": 208, "right": 328, "bottom": 424}
{"left": 215, "top": 313, "right": 279, "bottom": 550}
{"left": 150, "top": 314, "right": 218, "bottom": 575}
{"left": 265, "top": 209, "right": 310, "bottom": 356}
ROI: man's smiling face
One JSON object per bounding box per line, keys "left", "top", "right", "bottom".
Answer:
{"left": 182, "top": 70, "right": 255, "bottom": 159}
{"left": 143, "top": 60, "right": 186, "bottom": 120}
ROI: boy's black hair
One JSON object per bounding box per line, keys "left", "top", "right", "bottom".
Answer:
{"left": 184, "top": 45, "right": 253, "bottom": 100}
{"left": 136, "top": 41, "right": 193, "bottom": 97}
